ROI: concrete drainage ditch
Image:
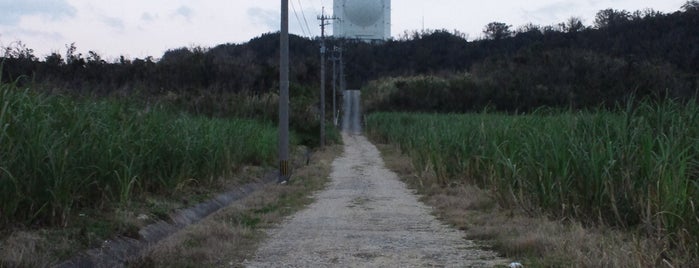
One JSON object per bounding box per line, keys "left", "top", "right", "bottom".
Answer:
{"left": 55, "top": 172, "right": 278, "bottom": 268}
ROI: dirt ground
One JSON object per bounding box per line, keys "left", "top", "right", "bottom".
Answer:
{"left": 245, "top": 134, "right": 508, "bottom": 267}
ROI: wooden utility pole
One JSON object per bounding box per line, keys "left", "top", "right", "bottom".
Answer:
{"left": 339, "top": 43, "right": 345, "bottom": 93}
{"left": 279, "top": 0, "right": 290, "bottom": 181}
{"left": 317, "top": 8, "right": 336, "bottom": 148}
{"left": 331, "top": 47, "right": 338, "bottom": 126}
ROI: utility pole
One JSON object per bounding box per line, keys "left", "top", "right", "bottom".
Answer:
{"left": 337, "top": 43, "right": 346, "bottom": 130}
{"left": 279, "top": 0, "right": 290, "bottom": 181}
{"left": 331, "top": 47, "right": 338, "bottom": 126}
{"left": 317, "top": 7, "right": 336, "bottom": 148}
{"left": 339, "top": 43, "right": 345, "bottom": 93}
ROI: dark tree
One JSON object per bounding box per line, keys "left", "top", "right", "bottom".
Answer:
{"left": 594, "top": 9, "right": 631, "bottom": 28}
{"left": 2, "top": 41, "right": 37, "bottom": 61}
{"left": 563, "top": 17, "right": 585, "bottom": 33}
{"left": 631, "top": 8, "right": 662, "bottom": 20}
{"left": 45, "top": 53, "right": 63, "bottom": 66}
{"left": 517, "top": 23, "right": 542, "bottom": 34}
{"left": 682, "top": 0, "right": 699, "bottom": 11}
{"left": 483, "top": 22, "right": 513, "bottom": 40}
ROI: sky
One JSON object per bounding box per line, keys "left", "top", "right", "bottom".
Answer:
{"left": 0, "top": 0, "right": 688, "bottom": 60}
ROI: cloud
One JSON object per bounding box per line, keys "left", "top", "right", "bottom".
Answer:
{"left": 0, "top": 0, "right": 76, "bottom": 25}
{"left": 141, "top": 12, "right": 157, "bottom": 22}
{"left": 521, "top": 1, "right": 584, "bottom": 24}
{"left": 247, "top": 7, "right": 321, "bottom": 36}
{"left": 0, "top": 28, "right": 64, "bottom": 47}
{"left": 21, "top": 30, "right": 64, "bottom": 42}
{"left": 103, "top": 17, "right": 124, "bottom": 30}
{"left": 173, "top": 5, "right": 194, "bottom": 20}
{"left": 247, "top": 8, "right": 279, "bottom": 30}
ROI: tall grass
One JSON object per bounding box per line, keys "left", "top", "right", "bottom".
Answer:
{"left": 367, "top": 102, "right": 699, "bottom": 256}
{"left": 0, "top": 81, "right": 277, "bottom": 226}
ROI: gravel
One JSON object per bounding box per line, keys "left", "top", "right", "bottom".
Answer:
{"left": 246, "top": 134, "right": 506, "bottom": 267}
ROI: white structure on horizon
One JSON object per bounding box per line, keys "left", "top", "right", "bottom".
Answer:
{"left": 333, "top": 0, "right": 390, "bottom": 41}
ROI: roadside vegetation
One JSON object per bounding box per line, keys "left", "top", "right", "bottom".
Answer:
{"left": 0, "top": 78, "right": 278, "bottom": 226}
{"left": 377, "top": 143, "right": 669, "bottom": 267}
{"left": 366, "top": 103, "right": 699, "bottom": 265}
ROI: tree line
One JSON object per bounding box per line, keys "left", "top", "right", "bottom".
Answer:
{"left": 1, "top": 34, "right": 319, "bottom": 96}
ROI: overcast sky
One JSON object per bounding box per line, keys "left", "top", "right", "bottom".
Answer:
{"left": 0, "top": 0, "right": 688, "bottom": 60}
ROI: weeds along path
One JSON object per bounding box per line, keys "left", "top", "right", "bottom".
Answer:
{"left": 246, "top": 133, "right": 506, "bottom": 267}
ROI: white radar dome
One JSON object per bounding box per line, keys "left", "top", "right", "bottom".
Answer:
{"left": 344, "top": 0, "right": 383, "bottom": 27}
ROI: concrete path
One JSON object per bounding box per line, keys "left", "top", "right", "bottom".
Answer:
{"left": 245, "top": 133, "right": 505, "bottom": 267}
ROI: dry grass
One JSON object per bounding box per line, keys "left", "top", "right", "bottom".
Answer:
{"left": 0, "top": 228, "right": 82, "bottom": 267}
{"left": 131, "top": 145, "right": 342, "bottom": 267}
{"left": 1, "top": 232, "right": 56, "bottom": 267}
{"left": 377, "top": 143, "right": 677, "bottom": 268}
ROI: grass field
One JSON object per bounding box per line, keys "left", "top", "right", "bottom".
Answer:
{"left": 0, "top": 80, "right": 278, "bottom": 228}
{"left": 366, "top": 102, "right": 699, "bottom": 262}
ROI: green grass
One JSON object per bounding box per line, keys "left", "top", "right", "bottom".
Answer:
{"left": 366, "top": 102, "right": 699, "bottom": 257}
{"left": 0, "top": 80, "right": 278, "bottom": 227}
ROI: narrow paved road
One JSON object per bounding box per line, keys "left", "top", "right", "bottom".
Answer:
{"left": 341, "top": 90, "right": 362, "bottom": 135}
{"left": 245, "top": 133, "right": 505, "bottom": 267}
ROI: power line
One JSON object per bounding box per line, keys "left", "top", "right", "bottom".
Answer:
{"left": 290, "top": 0, "right": 308, "bottom": 37}
{"left": 297, "top": 0, "right": 314, "bottom": 36}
